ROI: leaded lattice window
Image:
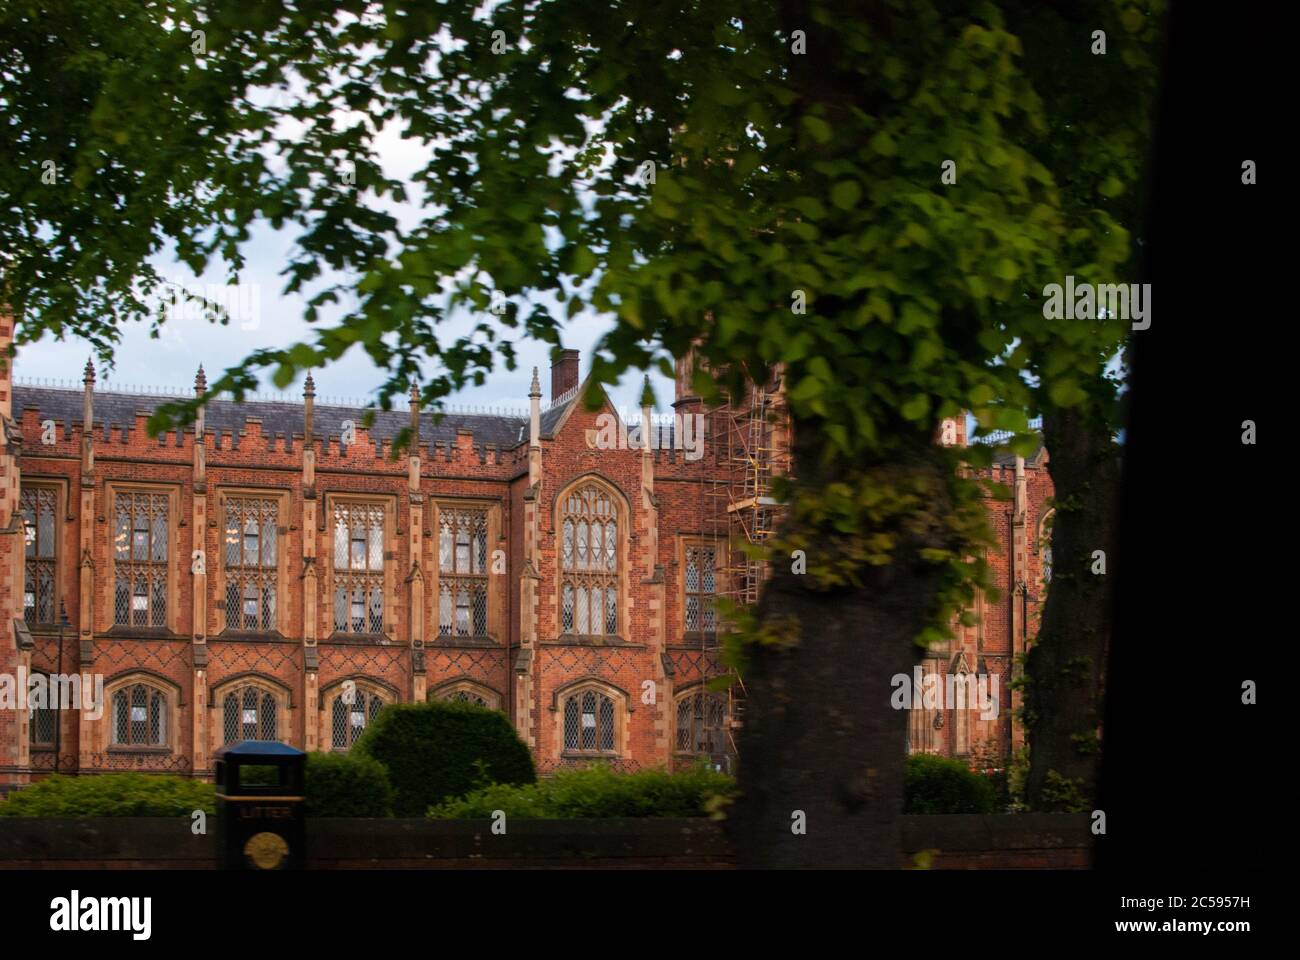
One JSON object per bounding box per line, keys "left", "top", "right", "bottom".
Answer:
{"left": 675, "top": 691, "right": 728, "bottom": 755}
{"left": 684, "top": 543, "right": 718, "bottom": 633}
{"left": 111, "top": 682, "right": 168, "bottom": 747}
{"left": 221, "top": 685, "right": 278, "bottom": 745}
{"left": 21, "top": 486, "right": 57, "bottom": 624}
{"left": 437, "top": 683, "right": 500, "bottom": 710}
{"left": 330, "top": 687, "right": 385, "bottom": 750}
{"left": 112, "top": 491, "right": 169, "bottom": 628}
{"left": 223, "top": 497, "right": 279, "bottom": 631}
{"left": 30, "top": 706, "right": 56, "bottom": 747}
{"left": 953, "top": 678, "right": 970, "bottom": 755}
{"left": 332, "top": 502, "right": 385, "bottom": 634}
{"left": 438, "top": 507, "right": 488, "bottom": 637}
{"left": 448, "top": 689, "right": 489, "bottom": 707}
{"left": 562, "top": 688, "right": 617, "bottom": 754}
{"left": 560, "top": 485, "right": 618, "bottom": 636}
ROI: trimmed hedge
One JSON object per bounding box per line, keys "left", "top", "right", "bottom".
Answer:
{"left": 428, "top": 763, "right": 736, "bottom": 819}
{"left": 904, "top": 753, "right": 997, "bottom": 814}
{"left": 354, "top": 700, "right": 535, "bottom": 816}
{"left": 0, "top": 773, "right": 215, "bottom": 818}
{"left": 305, "top": 751, "right": 394, "bottom": 817}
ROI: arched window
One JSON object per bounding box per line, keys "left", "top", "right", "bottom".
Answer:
{"left": 906, "top": 660, "right": 941, "bottom": 755}
{"left": 223, "top": 497, "right": 279, "bottom": 631}
{"left": 221, "top": 684, "right": 280, "bottom": 745}
{"left": 438, "top": 507, "right": 489, "bottom": 637}
{"left": 684, "top": 542, "right": 718, "bottom": 634}
{"left": 21, "top": 485, "right": 58, "bottom": 625}
{"left": 560, "top": 484, "right": 619, "bottom": 637}
{"left": 332, "top": 501, "right": 386, "bottom": 634}
{"left": 433, "top": 681, "right": 501, "bottom": 711}
{"left": 450, "top": 689, "right": 488, "bottom": 707}
{"left": 111, "top": 681, "right": 169, "bottom": 747}
{"left": 30, "top": 706, "right": 57, "bottom": 748}
{"left": 329, "top": 685, "right": 386, "bottom": 751}
{"left": 952, "top": 672, "right": 971, "bottom": 756}
{"left": 561, "top": 686, "right": 619, "bottom": 755}
{"left": 112, "top": 490, "right": 169, "bottom": 627}
{"left": 675, "top": 690, "right": 728, "bottom": 756}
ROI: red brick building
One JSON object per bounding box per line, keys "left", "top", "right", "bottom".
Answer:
{"left": 0, "top": 319, "right": 1053, "bottom": 787}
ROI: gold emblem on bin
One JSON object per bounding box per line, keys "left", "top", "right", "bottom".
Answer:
{"left": 244, "top": 831, "right": 289, "bottom": 869}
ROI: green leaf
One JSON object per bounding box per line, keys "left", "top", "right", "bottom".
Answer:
{"left": 656, "top": 176, "right": 685, "bottom": 204}
{"left": 791, "top": 196, "right": 827, "bottom": 220}
{"left": 901, "top": 395, "right": 930, "bottom": 422}
{"left": 802, "top": 115, "right": 833, "bottom": 144}
{"left": 571, "top": 244, "right": 598, "bottom": 277}
{"left": 993, "top": 258, "right": 1020, "bottom": 281}
{"left": 1048, "top": 378, "right": 1088, "bottom": 407}
{"left": 870, "top": 131, "right": 898, "bottom": 156}
{"left": 830, "top": 181, "right": 862, "bottom": 210}
{"left": 788, "top": 375, "right": 824, "bottom": 403}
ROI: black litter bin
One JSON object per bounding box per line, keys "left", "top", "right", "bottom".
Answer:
{"left": 214, "top": 741, "right": 306, "bottom": 870}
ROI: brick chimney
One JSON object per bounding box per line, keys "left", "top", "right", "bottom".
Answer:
{"left": 551, "top": 349, "right": 580, "bottom": 401}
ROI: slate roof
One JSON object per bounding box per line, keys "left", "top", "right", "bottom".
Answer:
{"left": 11, "top": 384, "right": 579, "bottom": 451}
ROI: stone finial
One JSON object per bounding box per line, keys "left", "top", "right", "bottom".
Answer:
{"left": 194, "top": 364, "right": 207, "bottom": 394}
{"left": 409, "top": 381, "right": 421, "bottom": 447}
{"left": 83, "top": 358, "right": 96, "bottom": 385}
{"left": 529, "top": 367, "right": 541, "bottom": 398}
{"left": 640, "top": 373, "right": 654, "bottom": 408}
{"left": 303, "top": 372, "right": 316, "bottom": 445}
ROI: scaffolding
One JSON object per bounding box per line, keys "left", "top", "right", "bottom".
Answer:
{"left": 700, "top": 372, "right": 793, "bottom": 762}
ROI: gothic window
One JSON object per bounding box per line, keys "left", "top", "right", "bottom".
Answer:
{"left": 329, "top": 686, "right": 386, "bottom": 751}
{"left": 1040, "top": 510, "right": 1055, "bottom": 586}
{"left": 332, "top": 502, "right": 385, "bottom": 634}
{"left": 560, "top": 484, "right": 618, "bottom": 637}
{"left": 684, "top": 542, "right": 718, "bottom": 634}
{"left": 223, "top": 497, "right": 279, "bottom": 631}
{"left": 434, "top": 681, "right": 501, "bottom": 711}
{"left": 30, "top": 706, "right": 56, "bottom": 748}
{"left": 438, "top": 507, "right": 488, "bottom": 637}
{"left": 110, "top": 682, "right": 169, "bottom": 748}
{"left": 20, "top": 485, "right": 57, "bottom": 625}
{"left": 561, "top": 686, "right": 619, "bottom": 755}
{"left": 953, "top": 674, "right": 971, "bottom": 756}
{"left": 675, "top": 690, "right": 728, "bottom": 756}
{"left": 906, "top": 661, "right": 941, "bottom": 755}
{"left": 112, "top": 491, "right": 169, "bottom": 627}
{"left": 448, "top": 689, "right": 488, "bottom": 707}
{"left": 221, "top": 684, "right": 279, "bottom": 745}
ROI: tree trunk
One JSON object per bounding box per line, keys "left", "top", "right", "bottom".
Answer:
{"left": 1024, "top": 406, "right": 1120, "bottom": 810}
{"left": 730, "top": 431, "right": 952, "bottom": 868}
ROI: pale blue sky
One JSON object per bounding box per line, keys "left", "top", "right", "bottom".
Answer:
{"left": 15, "top": 83, "right": 676, "bottom": 416}
{"left": 14, "top": 222, "right": 674, "bottom": 415}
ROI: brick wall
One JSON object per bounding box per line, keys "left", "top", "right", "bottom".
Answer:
{"left": 0, "top": 339, "right": 1052, "bottom": 784}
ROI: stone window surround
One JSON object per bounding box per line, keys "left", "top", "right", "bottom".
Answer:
{"left": 103, "top": 481, "right": 182, "bottom": 636}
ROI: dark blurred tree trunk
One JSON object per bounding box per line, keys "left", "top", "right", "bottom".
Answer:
{"left": 1024, "top": 407, "right": 1120, "bottom": 810}
{"left": 730, "top": 424, "right": 951, "bottom": 868}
